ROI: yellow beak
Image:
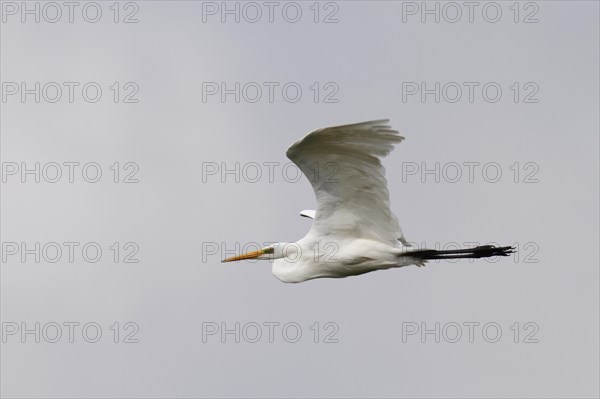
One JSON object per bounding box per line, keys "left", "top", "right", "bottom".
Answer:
{"left": 221, "top": 249, "right": 266, "bottom": 263}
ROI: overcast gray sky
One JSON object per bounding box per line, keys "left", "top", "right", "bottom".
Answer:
{"left": 1, "top": 1, "right": 599, "bottom": 398}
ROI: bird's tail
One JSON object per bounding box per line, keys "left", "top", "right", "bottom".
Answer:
{"left": 406, "top": 245, "right": 515, "bottom": 262}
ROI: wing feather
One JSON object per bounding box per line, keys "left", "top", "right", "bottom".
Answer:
{"left": 287, "top": 119, "right": 406, "bottom": 246}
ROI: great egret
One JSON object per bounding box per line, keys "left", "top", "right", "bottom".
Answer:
{"left": 222, "top": 120, "right": 514, "bottom": 283}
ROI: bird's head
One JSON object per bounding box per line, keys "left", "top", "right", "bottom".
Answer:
{"left": 221, "top": 243, "right": 293, "bottom": 262}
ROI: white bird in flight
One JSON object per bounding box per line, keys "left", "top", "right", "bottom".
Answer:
{"left": 222, "top": 120, "right": 514, "bottom": 283}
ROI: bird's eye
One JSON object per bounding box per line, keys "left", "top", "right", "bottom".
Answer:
{"left": 263, "top": 247, "right": 275, "bottom": 254}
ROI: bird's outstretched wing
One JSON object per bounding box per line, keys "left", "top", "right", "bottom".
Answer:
{"left": 287, "top": 119, "right": 405, "bottom": 246}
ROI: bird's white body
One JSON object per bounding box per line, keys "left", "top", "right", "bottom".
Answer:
{"left": 271, "top": 237, "right": 415, "bottom": 283}
{"left": 222, "top": 119, "right": 513, "bottom": 282}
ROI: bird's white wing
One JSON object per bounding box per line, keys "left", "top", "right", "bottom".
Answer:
{"left": 287, "top": 119, "right": 405, "bottom": 246}
{"left": 299, "top": 210, "right": 316, "bottom": 219}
